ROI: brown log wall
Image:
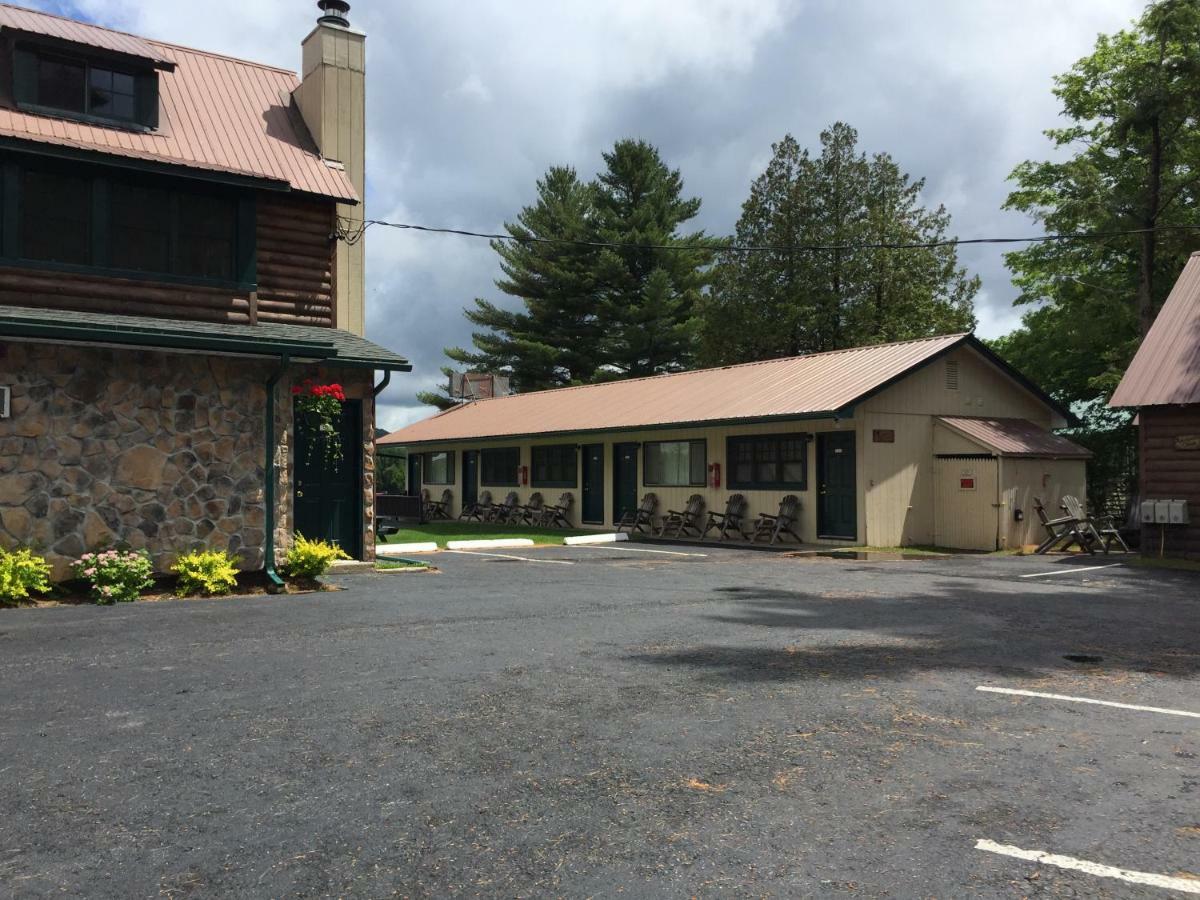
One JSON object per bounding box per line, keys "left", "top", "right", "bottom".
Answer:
{"left": 1140, "top": 405, "right": 1200, "bottom": 560}
{"left": 0, "top": 192, "right": 336, "bottom": 328}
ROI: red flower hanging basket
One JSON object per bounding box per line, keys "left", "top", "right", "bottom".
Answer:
{"left": 293, "top": 379, "right": 347, "bottom": 467}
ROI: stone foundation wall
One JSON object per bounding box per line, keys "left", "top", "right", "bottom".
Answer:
{"left": 0, "top": 342, "right": 375, "bottom": 579}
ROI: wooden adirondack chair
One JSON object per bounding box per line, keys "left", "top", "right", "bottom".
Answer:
{"left": 617, "top": 493, "right": 658, "bottom": 534}
{"left": 1033, "top": 496, "right": 1094, "bottom": 555}
{"left": 1062, "top": 495, "right": 1130, "bottom": 554}
{"left": 657, "top": 494, "right": 705, "bottom": 538}
{"left": 751, "top": 495, "right": 803, "bottom": 544}
{"left": 517, "top": 492, "right": 545, "bottom": 525}
{"left": 425, "top": 488, "right": 452, "bottom": 521}
{"left": 459, "top": 489, "right": 492, "bottom": 522}
{"left": 487, "top": 491, "right": 520, "bottom": 524}
{"left": 701, "top": 494, "right": 750, "bottom": 541}
{"left": 537, "top": 492, "right": 574, "bottom": 528}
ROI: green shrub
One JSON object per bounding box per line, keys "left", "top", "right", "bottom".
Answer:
{"left": 0, "top": 547, "right": 52, "bottom": 606}
{"left": 282, "top": 534, "right": 349, "bottom": 580}
{"left": 71, "top": 549, "right": 154, "bottom": 605}
{"left": 172, "top": 550, "right": 240, "bottom": 597}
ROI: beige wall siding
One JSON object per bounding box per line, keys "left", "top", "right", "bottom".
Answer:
{"left": 415, "top": 417, "right": 864, "bottom": 543}
{"left": 861, "top": 413, "right": 934, "bottom": 547}
{"left": 933, "top": 457, "right": 1000, "bottom": 551}
{"left": 933, "top": 424, "right": 989, "bottom": 456}
{"left": 861, "top": 345, "right": 1059, "bottom": 426}
{"left": 1000, "top": 458, "right": 1088, "bottom": 550}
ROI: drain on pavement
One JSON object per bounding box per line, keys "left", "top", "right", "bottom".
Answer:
{"left": 1063, "top": 654, "right": 1103, "bottom": 664}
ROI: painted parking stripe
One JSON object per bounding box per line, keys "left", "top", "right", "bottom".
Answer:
{"left": 976, "top": 686, "right": 1200, "bottom": 720}
{"left": 975, "top": 839, "right": 1200, "bottom": 894}
{"left": 443, "top": 550, "right": 574, "bottom": 566}
{"left": 1019, "top": 563, "right": 1122, "bottom": 578}
{"left": 572, "top": 545, "right": 708, "bottom": 558}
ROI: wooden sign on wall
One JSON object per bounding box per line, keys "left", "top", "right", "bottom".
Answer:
{"left": 1175, "top": 434, "right": 1200, "bottom": 452}
{"left": 873, "top": 429, "right": 896, "bottom": 443}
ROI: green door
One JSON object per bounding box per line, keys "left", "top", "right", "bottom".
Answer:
{"left": 613, "top": 442, "right": 639, "bottom": 524}
{"left": 294, "top": 400, "right": 363, "bottom": 558}
{"left": 582, "top": 444, "right": 605, "bottom": 524}
{"left": 817, "top": 431, "right": 857, "bottom": 540}
{"left": 462, "top": 451, "right": 479, "bottom": 511}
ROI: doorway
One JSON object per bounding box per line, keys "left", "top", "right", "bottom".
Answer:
{"left": 294, "top": 399, "right": 364, "bottom": 559}
{"left": 463, "top": 450, "right": 479, "bottom": 511}
{"left": 612, "top": 442, "right": 639, "bottom": 525}
{"left": 817, "top": 431, "right": 857, "bottom": 540}
{"left": 581, "top": 443, "right": 605, "bottom": 524}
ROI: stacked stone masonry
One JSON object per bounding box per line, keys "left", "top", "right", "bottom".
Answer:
{"left": 0, "top": 343, "right": 375, "bottom": 580}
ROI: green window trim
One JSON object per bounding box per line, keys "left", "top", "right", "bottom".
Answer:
{"left": 0, "top": 157, "right": 256, "bottom": 290}
{"left": 727, "top": 434, "right": 809, "bottom": 491}
{"left": 531, "top": 444, "right": 577, "bottom": 488}
{"left": 643, "top": 439, "right": 707, "bottom": 487}
{"left": 13, "top": 43, "right": 160, "bottom": 131}
{"left": 423, "top": 450, "right": 455, "bottom": 486}
{"left": 481, "top": 447, "right": 520, "bottom": 487}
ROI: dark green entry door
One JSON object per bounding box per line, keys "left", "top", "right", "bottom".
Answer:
{"left": 407, "top": 455, "right": 421, "bottom": 497}
{"left": 613, "top": 442, "right": 639, "bottom": 525}
{"left": 581, "top": 443, "right": 605, "bottom": 524}
{"left": 463, "top": 450, "right": 479, "bottom": 510}
{"left": 817, "top": 431, "right": 857, "bottom": 540}
{"left": 294, "top": 400, "right": 363, "bottom": 559}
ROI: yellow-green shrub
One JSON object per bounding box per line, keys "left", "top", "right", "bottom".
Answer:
{"left": 0, "top": 548, "right": 52, "bottom": 606}
{"left": 172, "top": 550, "right": 240, "bottom": 597}
{"left": 282, "top": 534, "right": 348, "bottom": 580}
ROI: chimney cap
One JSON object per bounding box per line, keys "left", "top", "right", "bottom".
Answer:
{"left": 317, "top": 0, "right": 351, "bottom": 27}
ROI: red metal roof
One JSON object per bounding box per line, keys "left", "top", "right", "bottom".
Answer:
{"left": 1111, "top": 253, "right": 1200, "bottom": 408}
{"left": 383, "top": 334, "right": 972, "bottom": 445}
{"left": 937, "top": 417, "right": 1091, "bottom": 459}
{"left": 0, "top": 4, "right": 357, "bottom": 202}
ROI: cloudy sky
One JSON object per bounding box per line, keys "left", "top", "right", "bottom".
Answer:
{"left": 45, "top": 0, "right": 1146, "bottom": 429}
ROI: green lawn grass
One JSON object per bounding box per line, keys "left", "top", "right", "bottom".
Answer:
{"left": 379, "top": 521, "right": 597, "bottom": 548}
{"left": 376, "top": 558, "right": 431, "bottom": 570}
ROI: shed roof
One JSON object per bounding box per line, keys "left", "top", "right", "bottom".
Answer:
{"left": 937, "top": 417, "right": 1091, "bottom": 459}
{"left": 383, "top": 334, "right": 1063, "bottom": 446}
{"left": 0, "top": 4, "right": 357, "bottom": 201}
{"left": 1110, "top": 252, "right": 1200, "bottom": 408}
{"left": 0, "top": 305, "right": 410, "bottom": 370}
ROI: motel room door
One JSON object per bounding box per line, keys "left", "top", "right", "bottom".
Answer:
{"left": 612, "top": 442, "right": 639, "bottom": 525}
{"left": 294, "top": 400, "right": 364, "bottom": 559}
{"left": 462, "top": 450, "right": 479, "bottom": 511}
{"left": 817, "top": 431, "right": 857, "bottom": 540}
{"left": 582, "top": 443, "right": 605, "bottom": 524}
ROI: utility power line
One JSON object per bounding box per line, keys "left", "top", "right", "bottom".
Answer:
{"left": 337, "top": 218, "right": 1200, "bottom": 254}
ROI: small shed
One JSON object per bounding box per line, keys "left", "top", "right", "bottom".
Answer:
{"left": 932, "top": 417, "right": 1090, "bottom": 551}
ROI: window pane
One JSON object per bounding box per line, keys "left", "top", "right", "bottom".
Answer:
{"left": 482, "top": 447, "right": 519, "bottom": 485}
{"left": 112, "top": 72, "right": 135, "bottom": 95}
{"left": 425, "top": 452, "right": 453, "bottom": 485}
{"left": 37, "top": 57, "right": 85, "bottom": 112}
{"left": 646, "top": 441, "right": 702, "bottom": 486}
{"left": 754, "top": 439, "right": 778, "bottom": 484}
{"left": 533, "top": 445, "right": 575, "bottom": 486}
{"left": 21, "top": 170, "right": 91, "bottom": 264}
{"left": 111, "top": 182, "right": 171, "bottom": 272}
{"left": 176, "top": 193, "right": 237, "bottom": 279}
{"left": 689, "top": 441, "right": 707, "bottom": 485}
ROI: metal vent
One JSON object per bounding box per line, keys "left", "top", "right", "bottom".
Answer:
{"left": 945, "top": 359, "right": 960, "bottom": 391}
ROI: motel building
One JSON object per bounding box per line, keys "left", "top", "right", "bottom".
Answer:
{"left": 382, "top": 334, "right": 1091, "bottom": 551}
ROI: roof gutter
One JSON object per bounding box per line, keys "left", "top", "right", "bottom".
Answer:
{"left": 264, "top": 354, "right": 290, "bottom": 591}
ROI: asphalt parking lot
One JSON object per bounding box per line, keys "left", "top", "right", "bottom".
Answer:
{"left": 1, "top": 546, "right": 1198, "bottom": 898}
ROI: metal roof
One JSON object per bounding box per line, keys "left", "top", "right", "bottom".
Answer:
{"left": 383, "top": 334, "right": 977, "bottom": 445}
{"left": 0, "top": 305, "right": 410, "bottom": 370}
{"left": 1110, "top": 252, "right": 1200, "bottom": 408}
{"left": 0, "top": 4, "right": 357, "bottom": 201}
{"left": 937, "top": 417, "right": 1091, "bottom": 459}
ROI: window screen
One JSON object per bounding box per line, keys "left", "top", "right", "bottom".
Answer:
{"left": 424, "top": 451, "right": 455, "bottom": 485}
{"left": 481, "top": 447, "right": 520, "bottom": 486}
{"left": 36, "top": 55, "right": 86, "bottom": 113}
{"left": 531, "top": 445, "right": 576, "bottom": 487}
{"left": 21, "top": 169, "right": 91, "bottom": 265}
{"left": 111, "top": 182, "right": 171, "bottom": 273}
{"left": 176, "top": 193, "right": 237, "bottom": 280}
{"left": 727, "top": 434, "right": 808, "bottom": 490}
{"left": 644, "top": 440, "right": 706, "bottom": 486}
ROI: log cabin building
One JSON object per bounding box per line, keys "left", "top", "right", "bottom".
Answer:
{"left": 1111, "top": 254, "right": 1200, "bottom": 561}
{"left": 0, "top": 1, "right": 409, "bottom": 579}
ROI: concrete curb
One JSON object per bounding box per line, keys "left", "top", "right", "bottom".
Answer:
{"left": 378, "top": 542, "right": 439, "bottom": 555}
{"left": 564, "top": 533, "right": 629, "bottom": 546}
{"left": 446, "top": 538, "right": 536, "bottom": 550}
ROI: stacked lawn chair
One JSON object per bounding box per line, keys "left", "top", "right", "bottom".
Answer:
{"left": 486, "top": 491, "right": 521, "bottom": 524}
{"left": 536, "top": 493, "right": 575, "bottom": 528}
{"left": 422, "top": 488, "right": 453, "bottom": 521}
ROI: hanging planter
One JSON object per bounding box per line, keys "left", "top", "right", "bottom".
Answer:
{"left": 293, "top": 379, "right": 347, "bottom": 467}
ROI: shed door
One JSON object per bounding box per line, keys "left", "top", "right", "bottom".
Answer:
{"left": 934, "top": 456, "right": 998, "bottom": 552}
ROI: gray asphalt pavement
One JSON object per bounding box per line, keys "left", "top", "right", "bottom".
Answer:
{"left": 1, "top": 547, "right": 1198, "bottom": 898}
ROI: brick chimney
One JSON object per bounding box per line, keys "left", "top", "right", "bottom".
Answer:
{"left": 295, "top": 1, "right": 365, "bottom": 336}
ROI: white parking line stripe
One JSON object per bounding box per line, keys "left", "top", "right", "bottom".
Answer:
{"left": 975, "top": 839, "right": 1200, "bottom": 894}
{"left": 976, "top": 686, "right": 1200, "bottom": 719}
{"left": 572, "top": 545, "right": 708, "bottom": 558}
{"left": 1019, "top": 563, "right": 1122, "bottom": 578}
{"left": 443, "top": 550, "right": 574, "bottom": 566}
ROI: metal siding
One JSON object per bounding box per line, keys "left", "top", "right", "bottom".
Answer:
{"left": 999, "top": 458, "right": 1088, "bottom": 550}
{"left": 936, "top": 417, "right": 1091, "bottom": 458}
{"left": 863, "top": 413, "right": 934, "bottom": 547}
{"left": 0, "top": 5, "right": 357, "bottom": 201}
{"left": 1112, "top": 254, "right": 1200, "bottom": 407}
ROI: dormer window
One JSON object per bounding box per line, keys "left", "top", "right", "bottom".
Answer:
{"left": 12, "top": 43, "right": 158, "bottom": 130}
